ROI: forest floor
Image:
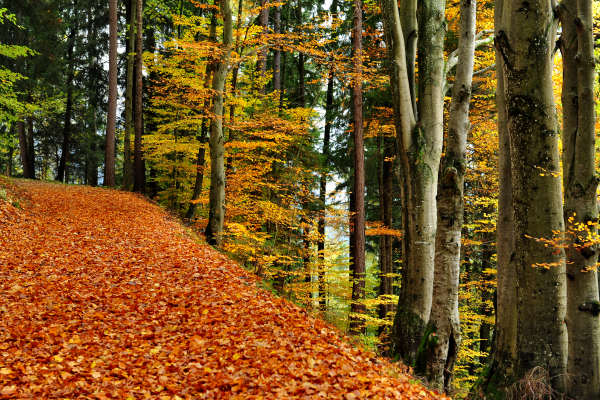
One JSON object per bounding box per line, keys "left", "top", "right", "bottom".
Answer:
{"left": 0, "top": 178, "right": 448, "bottom": 399}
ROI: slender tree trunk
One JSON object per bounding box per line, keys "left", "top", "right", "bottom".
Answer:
{"left": 423, "top": 0, "right": 476, "bottom": 390}
{"left": 26, "top": 118, "right": 35, "bottom": 179}
{"left": 349, "top": 0, "right": 365, "bottom": 335}
{"left": 257, "top": 0, "right": 269, "bottom": 90}
{"left": 133, "top": 0, "right": 145, "bottom": 192}
{"left": 105, "top": 0, "right": 118, "bottom": 187}
{"left": 273, "top": 6, "right": 281, "bottom": 92}
{"left": 86, "top": 119, "right": 99, "bottom": 186}
{"left": 377, "top": 133, "right": 394, "bottom": 326}
{"left": 58, "top": 86, "right": 73, "bottom": 182}
{"left": 225, "top": 0, "right": 243, "bottom": 175}
{"left": 280, "top": 51, "right": 286, "bottom": 111}
{"left": 58, "top": 19, "right": 77, "bottom": 183}
{"left": 559, "top": 0, "right": 600, "bottom": 396}
{"left": 496, "top": 0, "right": 567, "bottom": 392}
{"left": 292, "top": 0, "right": 312, "bottom": 284}
{"left": 318, "top": 66, "right": 334, "bottom": 312}
{"left": 205, "top": 0, "right": 233, "bottom": 246}
{"left": 478, "top": 0, "right": 517, "bottom": 394}
{"left": 18, "top": 121, "right": 33, "bottom": 179}
{"left": 186, "top": 23, "right": 216, "bottom": 220}
{"left": 6, "top": 129, "right": 13, "bottom": 176}
{"left": 123, "top": 0, "right": 136, "bottom": 189}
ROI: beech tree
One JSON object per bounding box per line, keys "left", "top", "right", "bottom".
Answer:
{"left": 559, "top": 0, "right": 600, "bottom": 396}
{"left": 479, "top": 0, "right": 517, "bottom": 392}
{"left": 380, "top": 0, "right": 446, "bottom": 364}
{"left": 205, "top": 0, "right": 233, "bottom": 246}
{"left": 423, "top": 0, "right": 476, "bottom": 390}
{"left": 494, "top": 0, "right": 568, "bottom": 393}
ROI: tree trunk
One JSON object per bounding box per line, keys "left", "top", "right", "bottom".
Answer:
{"left": 257, "top": 0, "right": 269, "bottom": 90}
{"left": 133, "top": 0, "right": 145, "bottom": 192}
{"left": 57, "top": 18, "right": 77, "bottom": 183}
{"left": 273, "top": 6, "right": 281, "bottom": 92}
{"left": 205, "top": 0, "right": 233, "bottom": 246}
{"left": 6, "top": 132, "right": 13, "bottom": 176}
{"left": 377, "top": 133, "right": 394, "bottom": 326}
{"left": 225, "top": 0, "right": 243, "bottom": 175}
{"left": 477, "top": 0, "right": 518, "bottom": 394}
{"left": 86, "top": 141, "right": 99, "bottom": 186}
{"left": 105, "top": 0, "right": 118, "bottom": 187}
{"left": 17, "top": 121, "right": 34, "bottom": 179}
{"left": 399, "top": 0, "right": 417, "bottom": 118}
{"left": 186, "top": 12, "right": 217, "bottom": 220}
{"left": 383, "top": 0, "right": 446, "bottom": 364}
{"left": 318, "top": 66, "right": 334, "bottom": 312}
{"left": 349, "top": 0, "right": 365, "bottom": 335}
{"left": 123, "top": 0, "right": 136, "bottom": 189}
{"left": 422, "top": 0, "right": 476, "bottom": 390}
{"left": 496, "top": 0, "right": 567, "bottom": 392}
{"left": 559, "top": 0, "right": 600, "bottom": 396}
{"left": 26, "top": 118, "right": 35, "bottom": 179}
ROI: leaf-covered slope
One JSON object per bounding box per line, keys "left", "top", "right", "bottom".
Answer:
{"left": 0, "top": 180, "right": 448, "bottom": 399}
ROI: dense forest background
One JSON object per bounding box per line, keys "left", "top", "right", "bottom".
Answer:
{"left": 2, "top": 0, "right": 600, "bottom": 397}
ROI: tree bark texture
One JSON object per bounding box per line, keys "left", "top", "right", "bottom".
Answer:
{"left": 17, "top": 120, "right": 34, "bottom": 179}
{"left": 123, "top": 0, "right": 137, "bottom": 189}
{"left": 273, "top": 6, "right": 281, "bottom": 92}
{"left": 477, "top": 0, "right": 518, "bottom": 395}
{"left": 133, "top": 0, "right": 145, "bottom": 192}
{"left": 497, "top": 0, "right": 567, "bottom": 392}
{"left": 58, "top": 17, "right": 77, "bottom": 183}
{"left": 559, "top": 0, "right": 600, "bottom": 396}
{"left": 105, "top": 0, "right": 118, "bottom": 187}
{"left": 423, "top": 0, "right": 476, "bottom": 391}
{"left": 378, "top": 134, "right": 394, "bottom": 325}
{"left": 205, "top": 0, "right": 233, "bottom": 246}
{"left": 383, "top": 0, "right": 446, "bottom": 365}
{"left": 186, "top": 12, "right": 217, "bottom": 220}
{"left": 349, "top": 0, "right": 366, "bottom": 334}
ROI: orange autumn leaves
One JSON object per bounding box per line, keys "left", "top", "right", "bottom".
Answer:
{"left": 0, "top": 179, "right": 447, "bottom": 399}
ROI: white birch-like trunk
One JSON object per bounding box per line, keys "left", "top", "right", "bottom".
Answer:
{"left": 424, "top": 0, "right": 476, "bottom": 390}
{"left": 559, "top": 0, "right": 600, "bottom": 396}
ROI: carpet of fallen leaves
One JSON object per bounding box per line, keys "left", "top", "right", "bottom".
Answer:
{"left": 0, "top": 179, "right": 449, "bottom": 399}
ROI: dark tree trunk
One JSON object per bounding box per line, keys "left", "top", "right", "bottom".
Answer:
{"left": 273, "top": 6, "right": 281, "bottom": 92}
{"left": 378, "top": 134, "right": 394, "bottom": 325}
{"left": 123, "top": 0, "right": 136, "bottom": 189}
{"left": 317, "top": 66, "right": 334, "bottom": 312}
{"left": 6, "top": 129, "right": 14, "bottom": 176}
{"left": 105, "top": 0, "right": 117, "bottom": 186}
{"left": 349, "top": 0, "right": 365, "bottom": 334}
{"left": 133, "top": 0, "right": 145, "bottom": 192}
{"left": 26, "top": 118, "right": 35, "bottom": 178}
{"left": 18, "top": 121, "right": 33, "bottom": 179}
{"left": 257, "top": 0, "right": 269, "bottom": 90}
{"left": 225, "top": 0, "right": 242, "bottom": 175}
{"left": 57, "top": 21, "right": 76, "bottom": 183}
{"left": 187, "top": 11, "right": 217, "bottom": 220}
